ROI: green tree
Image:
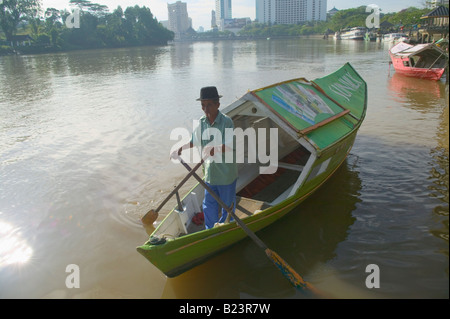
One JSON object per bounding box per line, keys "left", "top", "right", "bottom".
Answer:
{"left": 0, "top": 0, "right": 41, "bottom": 40}
{"left": 383, "top": 7, "right": 429, "bottom": 26}
{"left": 327, "top": 6, "right": 368, "bottom": 31}
{"left": 1, "top": 2, "right": 173, "bottom": 54}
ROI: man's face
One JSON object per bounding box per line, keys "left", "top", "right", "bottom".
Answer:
{"left": 201, "top": 99, "right": 220, "bottom": 120}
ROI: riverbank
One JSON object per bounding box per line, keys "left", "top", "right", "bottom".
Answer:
{"left": 0, "top": 34, "right": 329, "bottom": 56}
{"left": 172, "top": 33, "right": 325, "bottom": 42}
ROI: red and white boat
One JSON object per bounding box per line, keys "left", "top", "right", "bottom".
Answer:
{"left": 389, "top": 42, "right": 448, "bottom": 81}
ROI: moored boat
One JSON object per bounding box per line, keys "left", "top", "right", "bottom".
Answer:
{"left": 339, "top": 27, "right": 367, "bottom": 40}
{"left": 383, "top": 33, "right": 409, "bottom": 44}
{"left": 389, "top": 42, "right": 448, "bottom": 81}
{"left": 137, "top": 63, "right": 368, "bottom": 277}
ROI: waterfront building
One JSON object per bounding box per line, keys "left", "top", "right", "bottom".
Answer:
{"left": 167, "top": 1, "right": 192, "bottom": 40}
{"left": 215, "top": 0, "right": 232, "bottom": 29}
{"left": 256, "top": 0, "right": 327, "bottom": 24}
{"left": 328, "top": 6, "right": 338, "bottom": 18}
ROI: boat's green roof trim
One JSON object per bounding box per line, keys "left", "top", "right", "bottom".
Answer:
{"left": 312, "top": 63, "right": 367, "bottom": 121}
{"left": 306, "top": 117, "right": 354, "bottom": 150}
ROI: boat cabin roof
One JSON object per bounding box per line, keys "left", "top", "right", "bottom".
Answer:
{"left": 390, "top": 42, "right": 446, "bottom": 57}
{"left": 223, "top": 63, "right": 367, "bottom": 151}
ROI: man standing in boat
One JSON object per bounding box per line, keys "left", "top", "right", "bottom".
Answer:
{"left": 171, "top": 86, "right": 238, "bottom": 229}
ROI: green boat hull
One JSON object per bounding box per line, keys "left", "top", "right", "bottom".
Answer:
{"left": 137, "top": 128, "right": 360, "bottom": 277}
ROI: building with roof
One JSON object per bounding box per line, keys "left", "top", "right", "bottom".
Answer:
{"left": 419, "top": 5, "right": 449, "bottom": 42}
{"left": 328, "top": 6, "right": 339, "bottom": 17}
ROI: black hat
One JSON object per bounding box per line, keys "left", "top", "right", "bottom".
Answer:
{"left": 196, "top": 86, "right": 222, "bottom": 101}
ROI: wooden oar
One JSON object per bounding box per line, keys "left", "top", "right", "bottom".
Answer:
{"left": 177, "top": 156, "right": 324, "bottom": 296}
{"left": 141, "top": 159, "right": 204, "bottom": 225}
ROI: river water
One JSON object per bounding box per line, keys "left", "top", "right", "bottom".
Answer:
{"left": 0, "top": 38, "right": 448, "bottom": 299}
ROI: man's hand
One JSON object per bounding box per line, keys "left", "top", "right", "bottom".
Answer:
{"left": 170, "top": 147, "right": 182, "bottom": 160}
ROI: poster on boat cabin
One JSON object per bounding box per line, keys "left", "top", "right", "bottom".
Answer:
{"left": 254, "top": 80, "right": 343, "bottom": 131}
{"left": 254, "top": 63, "right": 366, "bottom": 131}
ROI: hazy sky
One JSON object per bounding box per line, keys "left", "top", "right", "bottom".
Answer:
{"left": 42, "top": 0, "right": 425, "bottom": 31}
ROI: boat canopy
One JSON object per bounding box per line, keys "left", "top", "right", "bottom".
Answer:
{"left": 228, "top": 63, "right": 367, "bottom": 151}
{"left": 390, "top": 42, "right": 443, "bottom": 57}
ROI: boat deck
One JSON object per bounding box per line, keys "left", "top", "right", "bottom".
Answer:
{"left": 186, "top": 196, "right": 270, "bottom": 234}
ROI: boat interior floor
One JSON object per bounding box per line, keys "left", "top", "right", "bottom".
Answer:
{"left": 185, "top": 196, "right": 270, "bottom": 234}
{"left": 182, "top": 146, "right": 310, "bottom": 235}
{"left": 237, "top": 146, "right": 308, "bottom": 202}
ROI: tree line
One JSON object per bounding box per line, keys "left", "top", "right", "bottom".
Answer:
{"left": 0, "top": 0, "right": 174, "bottom": 54}
{"left": 238, "top": 6, "right": 432, "bottom": 37}
{"left": 0, "top": 2, "right": 439, "bottom": 55}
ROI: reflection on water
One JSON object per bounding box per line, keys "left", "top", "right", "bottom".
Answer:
{"left": 388, "top": 73, "right": 444, "bottom": 110}
{"left": 0, "top": 38, "right": 448, "bottom": 299}
{"left": 429, "top": 87, "right": 449, "bottom": 258}
{"left": 0, "top": 56, "right": 53, "bottom": 103}
{"left": 0, "top": 219, "right": 33, "bottom": 268}
{"left": 429, "top": 144, "right": 450, "bottom": 247}
{"left": 387, "top": 74, "right": 449, "bottom": 255}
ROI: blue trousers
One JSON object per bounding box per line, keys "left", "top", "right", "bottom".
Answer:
{"left": 203, "top": 179, "right": 237, "bottom": 229}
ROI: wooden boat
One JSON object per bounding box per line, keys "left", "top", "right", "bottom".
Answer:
{"left": 389, "top": 42, "right": 448, "bottom": 81}
{"left": 137, "top": 63, "right": 367, "bottom": 277}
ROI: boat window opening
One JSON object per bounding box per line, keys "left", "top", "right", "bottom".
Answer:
{"left": 237, "top": 145, "right": 310, "bottom": 203}
{"left": 232, "top": 115, "right": 311, "bottom": 204}
{"left": 414, "top": 52, "right": 446, "bottom": 69}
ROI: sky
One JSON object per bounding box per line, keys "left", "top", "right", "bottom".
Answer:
{"left": 41, "top": 0, "right": 426, "bottom": 31}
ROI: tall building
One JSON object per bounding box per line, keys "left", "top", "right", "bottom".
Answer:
{"left": 211, "top": 10, "right": 217, "bottom": 28}
{"left": 215, "top": 0, "right": 232, "bottom": 28}
{"left": 256, "top": 0, "right": 327, "bottom": 24}
{"left": 167, "top": 1, "right": 191, "bottom": 39}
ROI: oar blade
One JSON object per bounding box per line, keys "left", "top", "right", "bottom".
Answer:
{"left": 265, "top": 248, "right": 326, "bottom": 297}
{"left": 265, "top": 249, "right": 309, "bottom": 289}
{"left": 141, "top": 209, "right": 158, "bottom": 225}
